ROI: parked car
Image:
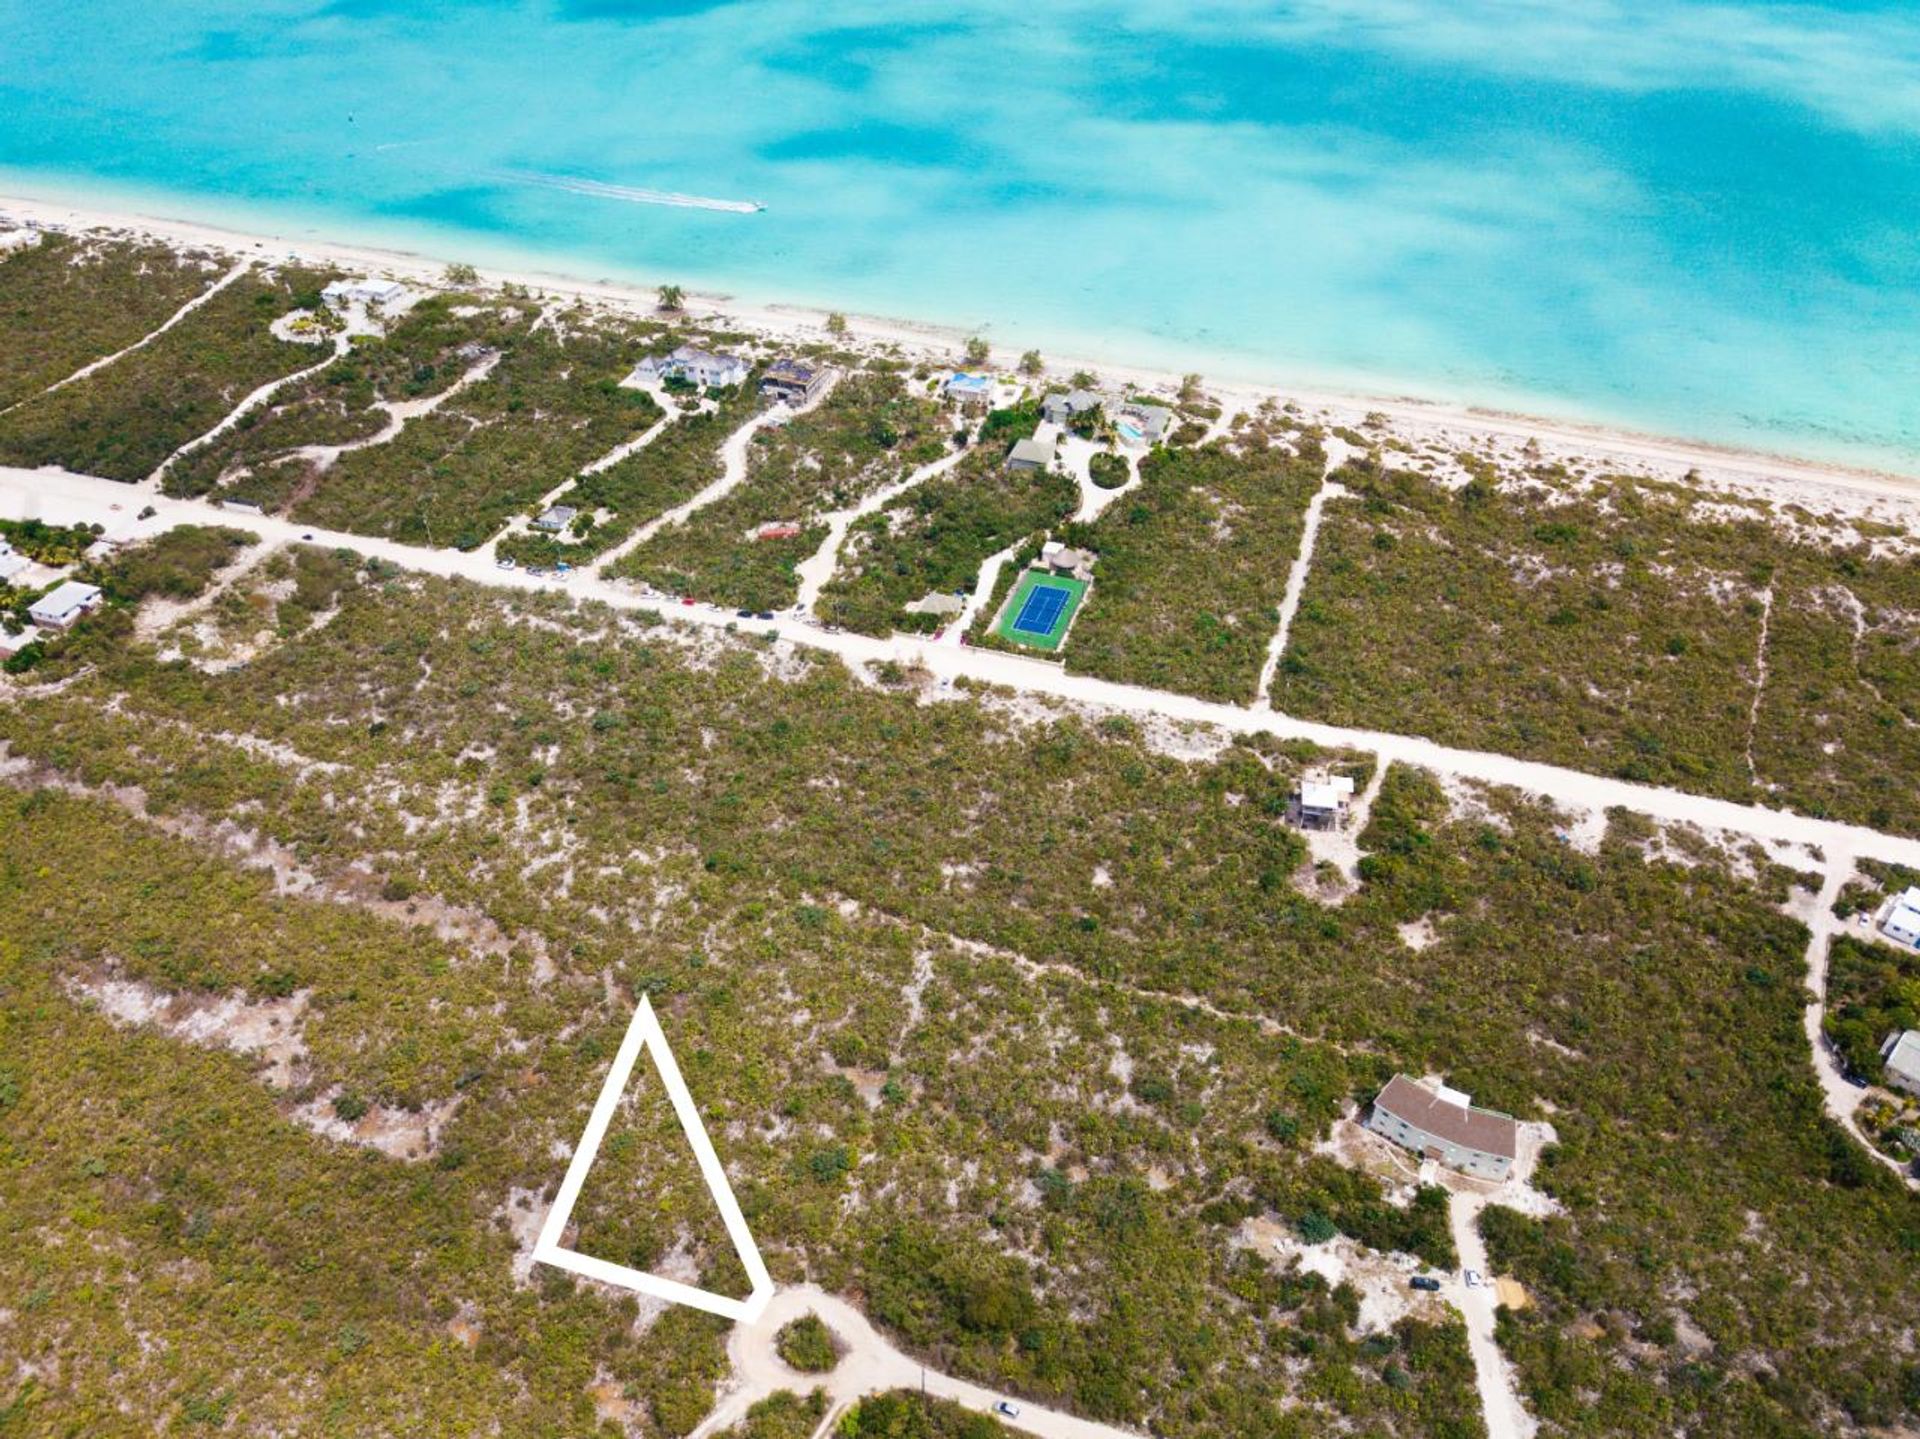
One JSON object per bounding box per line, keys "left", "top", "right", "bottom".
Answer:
{"left": 1463, "top": 1270, "right": 1484, "bottom": 1288}
{"left": 993, "top": 1401, "right": 1020, "bottom": 1418}
{"left": 737, "top": 608, "right": 754, "bottom": 618}
{"left": 1410, "top": 1275, "right": 1442, "bottom": 1292}
{"left": 755, "top": 610, "right": 774, "bottom": 621}
{"left": 496, "top": 557, "right": 516, "bottom": 570}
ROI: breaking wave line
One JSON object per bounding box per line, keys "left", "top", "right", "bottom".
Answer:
{"left": 492, "top": 169, "right": 765, "bottom": 214}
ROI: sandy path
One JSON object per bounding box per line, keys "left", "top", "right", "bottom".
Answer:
{"left": 1448, "top": 1196, "right": 1536, "bottom": 1439}
{"left": 687, "top": 1285, "right": 1142, "bottom": 1439}
{"left": 946, "top": 539, "right": 1024, "bottom": 645}
{"left": 147, "top": 331, "right": 354, "bottom": 489}
{"left": 477, "top": 408, "right": 674, "bottom": 562}
{"left": 588, "top": 372, "right": 840, "bottom": 578}
{"left": 9, "top": 463, "right": 1920, "bottom": 877}
{"left": 0, "top": 257, "right": 251, "bottom": 419}
{"left": 792, "top": 443, "right": 968, "bottom": 614}
{"left": 1255, "top": 437, "right": 1355, "bottom": 708}
{"left": 1793, "top": 855, "right": 1920, "bottom": 1189}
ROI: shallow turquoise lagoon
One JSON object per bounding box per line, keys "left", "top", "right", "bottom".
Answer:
{"left": 3, "top": 1, "right": 1919, "bottom": 468}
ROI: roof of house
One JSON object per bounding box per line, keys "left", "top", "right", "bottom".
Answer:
{"left": 1300, "top": 778, "right": 1355, "bottom": 811}
{"left": 1374, "top": 1074, "right": 1518, "bottom": 1158}
{"left": 1886, "top": 1030, "right": 1920, "bottom": 1082}
{"left": 0, "top": 623, "right": 40, "bottom": 654}
{"left": 537, "top": 505, "right": 578, "bottom": 525}
{"left": 0, "top": 549, "right": 26, "bottom": 580}
{"left": 763, "top": 358, "right": 817, "bottom": 382}
{"left": 1008, "top": 437, "right": 1055, "bottom": 466}
{"left": 671, "top": 344, "right": 744, "bottom": 368}
{"left": 30, "top": 580, "right": 103, "bottom": 617}
{"left": 1049, "top": 547, "right": 1089, "bottom": 570}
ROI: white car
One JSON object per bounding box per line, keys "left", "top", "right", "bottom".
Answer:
{"left": 495, "top": 557, "right": 516, "bottom": 570}
{"left": 1463, "top": 1269, "right": 1484, "bottom": 1288}
{"left": 994, "top": 1400, "right": 1020, "bottom": 1418}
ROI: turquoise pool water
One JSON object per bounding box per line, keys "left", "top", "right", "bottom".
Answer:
{"left": 4, "top": 0, "right": 1919, "bottom": 469}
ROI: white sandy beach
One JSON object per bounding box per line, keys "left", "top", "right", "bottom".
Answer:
{"left": 4, "top": 189, "right": 1919, "bottom": 528}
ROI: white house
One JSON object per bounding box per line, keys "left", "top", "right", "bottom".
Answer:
{"left": 1883, "top": 1030, "right": 1920, "bottom": 1096}
{"left": 1365, "top": 1074, "right": 1518, "bottom": 1181}
{"left": 322, "top": 277, "right": 408, "bottom": 309}
{"left": 1885, "top": 888, "right": 1920, "bottom": 948}
{"left": 28, "top": 580, "right": 104, "bottom": 629}
{"left": 942, "top": 372, "right": 994, "bottom": 411}
{"left": 1295, "top": 771, "right": 1357, "bottom": 830}
{"left": 0, "top": 541, "right": 27, "bottom": 583}
{"left": 1041, "top": 388, "right": 1102, "bottom": 426}
{"left": 628, "top": 345, "right": 750, "bottom": 390}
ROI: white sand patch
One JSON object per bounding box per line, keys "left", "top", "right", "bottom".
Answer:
{"left": 68, "top": 972, "right": 311, "bottom": 1088}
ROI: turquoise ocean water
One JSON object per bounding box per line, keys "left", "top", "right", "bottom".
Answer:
{"left": 3, "top": 0, "right": 1919, "bottom": 469}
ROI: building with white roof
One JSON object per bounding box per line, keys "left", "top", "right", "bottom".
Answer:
{"left": 1295, "top": 770, "right": 1357, "bottom": 830}
{"left": 1885, "top": 888, "right": 1920, "bottom": 948}
{"left": 628, "top": 345, "right": 750, "bottom": 390}
{"left": 942, "top": 371, "right": 994, "bottom": 411}
{"left": 1882, "top": 1030, "right": 1920, "bottom": 1096}
{"left": 322, "top": 277, "right": 408, "bottom": 309}
{"left": 28, "top": 580, "right": 103, "bottom": 629}
{"left": 0, "top": 541, "right": 27, "bottom": 583}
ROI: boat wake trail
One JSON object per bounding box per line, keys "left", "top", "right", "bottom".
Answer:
{"left": 491, "top": 168, "right": 765, "bottom": 214}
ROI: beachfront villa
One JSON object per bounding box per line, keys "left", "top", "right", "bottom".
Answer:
{"left": 0, "top": 623, "right": 40, "bottom": 659}
{"left": 1114, "top": 402, "right": 1173, "bottom": 446}
{"left": 1293, "top": 771, "right": 1357, "bottom": 830}
{"left": 1041, "top": 389, "right": 1102, "bottom": 426}
{"left": 760, "top": 358, "right": 828, "bottom": 406}
{"left": 1882, "top": 1031, "right": 1920, "bottom": 1096}
{"left": 322, "top": 277, "right": 407, "bottom": 309}
{"left": 629, "top": 345, "right": 751, "bottom": 390}
{"left": 942, "top": 372, "right": 994, "bottom": 411}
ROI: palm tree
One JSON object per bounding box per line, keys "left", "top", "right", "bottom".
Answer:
{"left": 657, "top": 284, "right": 686, "bottom": 312}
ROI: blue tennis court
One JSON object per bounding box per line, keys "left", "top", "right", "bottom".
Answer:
{"left": 1013, "top": 583, "right": 1069, "bottom": 636}
{"left": 992, "top": 570, "right": 1088, "bottom": 651}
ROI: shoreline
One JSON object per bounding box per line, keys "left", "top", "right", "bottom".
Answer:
{"left": 4, "top": 188, "right": 1919, "bottom": 511}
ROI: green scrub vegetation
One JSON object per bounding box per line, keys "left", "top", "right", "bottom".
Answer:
{"left": 4, "top": 544, "right": 1917, "bottom": 1434}
{"left": 1277, "top": 455, "right": 1920, "bottom": 835}
{"left": 816, "top": 444, "right": 1077, "bottom": 636}
{"left": 1063, "top": 416, "right": 1324, "bottom": 701}
{"left": 0, "top": 263, "right": 336, "bottom": 481}
{"left": 612, "top": 369, "right": 947, "bottom": 611}
{"left": 0, "top": 231, "right": 228, "bottom": 410}
{"left": 285, "top": 313, "right": 658, "bottom": 549}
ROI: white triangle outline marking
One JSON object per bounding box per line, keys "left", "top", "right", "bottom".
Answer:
{"left": 532, "top": 994, "right": 774, "bottom": 1322}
